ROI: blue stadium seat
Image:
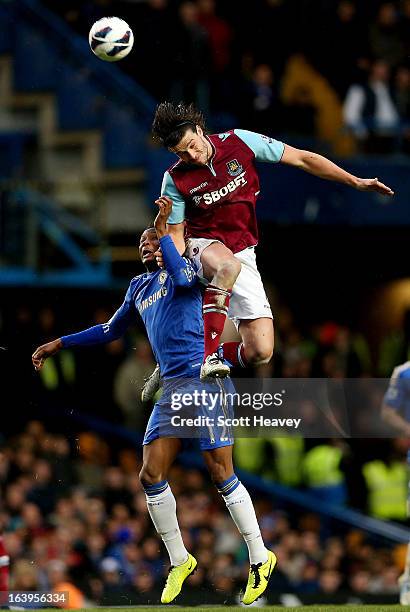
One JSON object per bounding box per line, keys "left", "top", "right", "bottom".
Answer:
{"left": 0, "top": 3, "right": 14, "bottom": 54}
{"left": 13, "top": 22, "right": 59, "bottom": 91}
{"left": 0, "top": 132, "right": 34, "bottom": 179}
{"left": 103, "top": 103, "right": 146, "bottom": 168}
{"left": 56, "top": 65, "right": 103, "bottom": 131}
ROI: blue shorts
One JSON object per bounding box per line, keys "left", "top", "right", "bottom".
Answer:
{"left": 143, "top": 376, "right": 234, "bottom": 451}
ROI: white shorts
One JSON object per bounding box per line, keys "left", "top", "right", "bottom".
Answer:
{"left": 187, "top": 238, "right": 273, "bottom": 329}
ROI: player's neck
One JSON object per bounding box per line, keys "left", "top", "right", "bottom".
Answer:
{"left": 145, "top": 261, "right": 158, "bottom": 273}
{"left": 205, "top": 137, "right": 213, "bottom": 164}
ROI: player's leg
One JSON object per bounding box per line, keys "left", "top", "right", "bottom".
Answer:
{"left": 202, "top": 445, "right": 276, "bottom": 604}
{"left": 139, "top": 437, "right": 196, "bottom": 603}
{"left": 202, "top": 445, "right": 268, "bottom": 564}
{"left": 139, "top": 437, "right": 187, "bottom": 565}
{"left": 223, "top": 317, "right": 274, "bottom": 368}
{"left": 220, "top": 247, "right": 274, "bottom": 370}
{"left": 197, "top": 240, "right": 241, "bottom": 377}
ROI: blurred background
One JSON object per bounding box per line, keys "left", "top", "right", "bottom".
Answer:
{"left": 1, "top": 0, "right": 410, "bottom": 607}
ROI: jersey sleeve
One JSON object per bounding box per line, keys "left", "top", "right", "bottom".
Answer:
{"left": 159, "top": 235, "right": 197, "bottom": 288}
{"left": 234, "top": 129, "right": 285, "bottom": 163}
{"left": 61, "top": 280, "right": 138, "bottom": 348}
{"left": 161, "top": 171, "right": 186, "bottom": 224}
{"left": 383, "top": 371, "right": 407, "bottom": 411}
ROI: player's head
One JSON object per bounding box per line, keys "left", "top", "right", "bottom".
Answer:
{"left": 139, "top": 226, "right": 159, "bottom": 272}
{"left": 152, "top": 101, "right": 211, "bottom": 165}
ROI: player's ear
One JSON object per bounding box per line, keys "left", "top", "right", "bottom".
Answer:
{"left": 196, "top": 125, "right": 203, "bottom": 137}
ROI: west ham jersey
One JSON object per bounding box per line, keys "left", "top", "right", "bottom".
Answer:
{"left": 161, "top": 129, "right": 284, "bottom": 254}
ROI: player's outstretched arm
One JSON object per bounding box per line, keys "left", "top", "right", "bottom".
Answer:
{"left": 166, "top": 222, "right": 186, "bottom": 255}
{"left": 154, "top": 195, "right": 185, "bottom": 254}
{"left": 281, "top": 144, "right": 394, "bottom": 196}
{"left": 154, "top": 196, "right": 196, "bottom": 288}
{"left": 32, "top": 338, "right": 63, "bottom": 371}
{"left": 32, "top": 295, "right": 135, "bottom": 371}
{"left": 159, "top": 171, "right": 186, "bottom": 254}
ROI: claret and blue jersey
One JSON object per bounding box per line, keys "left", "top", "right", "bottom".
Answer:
{"left": 61, "top": 235, "right": 204, "bottom": 379}
{"left": 161, "top": 129, "right": 285, "bottom": 254}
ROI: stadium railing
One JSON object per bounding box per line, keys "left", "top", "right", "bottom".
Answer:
{"left": 0, "top": 187, "right": 113, "bottom": 286}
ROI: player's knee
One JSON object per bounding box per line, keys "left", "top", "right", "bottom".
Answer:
{"left": 207, "top": 461, "right": 232, "bottom": 484}
{"left": 215, "top": 257, "right": 241, "bottom": 288}
{"left": 139, "top": 464, "right": 164, "bottom": 487}
{"left": 246, "top": 344, "right": 273, "bottom": 366}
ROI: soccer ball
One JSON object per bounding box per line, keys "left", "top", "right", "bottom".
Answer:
{"left": 89, "top": 17, "right": 134, "bottom": 62}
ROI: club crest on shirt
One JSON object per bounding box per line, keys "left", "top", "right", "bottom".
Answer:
{"left": 218, "top": 132, "right": 230, "bottom": 141}
{"left": 226, "top": 159, "right": 243, "bottom": 177}
{"left": 158, "top": 271, "right": 168, "bottom": 284}
{"left": 193, "top": 195, "right": 202, "bottom": 206}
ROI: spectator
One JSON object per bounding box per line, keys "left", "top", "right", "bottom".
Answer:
{"left": 129, "top": 0, "right": 173, "bottom": 99}
{"left": 113, "top": 337, "right": 155, "bottom": 431}
{"left": 368, "top": 2, "right": 405, "bottom": 68}
{"left": 326, "top": 1, "right": 368, "bottom": 96}
{"left": 343, "top": 59, "right": 400, "bottom": 151}
{"left": 27, "top": 459, "right": 57, "bottom": 516}
{"left": 197, "top": 0, "right": 232, "bottom": 75}
{"left": 303, "top": 441, "right": 348, "bottom": 506}
{"left": 170, "top": 1, "right": 211, "bottom": 114}
{"left": 394, "top": 65, "right": 410, "bottom": 153}
{"left": 281, "top": 85, "right": 317, "bottom": 138}
{"left": 362, "top": 451, "right": 408, "bottom": 520}
{"left": 46, "top": 559, "right": 86, "bottom": 609}
{"left": 319, "top": 569, "right": 343, "bottom": 594}
{"left": 245, "top": 64, "right": 281, "bottom": 135}
{"left": 11, "top": 559, "right": 39, "bottom": 591}
{"left": 100, "top": 557, "right": 124, "bottom": 604}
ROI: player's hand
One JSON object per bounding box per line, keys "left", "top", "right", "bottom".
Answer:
{"left": 355, "top": 177, "right": 394, "bottom": 196}
{"left": 154, "top": 196, "right": 173, "bottom": 237}
{"left": 154, "top": 248, "right": 164, "bottom": 268}
{"left": 32, "top": 338, "right": 63, "bottom": 371}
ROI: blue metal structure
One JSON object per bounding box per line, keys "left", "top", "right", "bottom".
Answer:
{"left": 0, "top": 188, "right": 112, "bottom": 286}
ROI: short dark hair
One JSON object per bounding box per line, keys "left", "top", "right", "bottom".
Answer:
{"left": 152, "top": 101, "right": 206, "bottom": 148}
{"left": 138, "top": 226, "right": 156, "bottom": 244}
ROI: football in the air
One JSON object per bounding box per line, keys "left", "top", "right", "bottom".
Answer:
{"left": 89, "top": 17, "right": 134, "bottom": 62}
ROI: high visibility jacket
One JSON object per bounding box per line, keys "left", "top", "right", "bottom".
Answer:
{"left": 303, "top": 445, "right": 344, "bottom": 487}
{"left": 233, "top": 438, "right": 266, "bottom": 473}
{"left": 40, "top": 351, "right": 75, "bottom": 390}
{"left": 270, "top": 437, "right": 304, "bottom": 486}
{"left": 362, "top": 460, "right": 407, "bottom": 520}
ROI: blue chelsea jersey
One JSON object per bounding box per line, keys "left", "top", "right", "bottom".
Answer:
{"left": 61, "top": 236, "right": 205, "bottom": 379}
{"left": 128, "top": 267, "right": 204, "bottom": 378}
{"left": 383, "top": 361, "right": 410, "bottom": 421}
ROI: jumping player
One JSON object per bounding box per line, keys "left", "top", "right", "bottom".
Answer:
{"left": 151, "top": 101, "right": 394, "bottom": 382}
{"left": 32, "top": 199, "right": 276, "bottom": 606}
{"left": 382, "top": 361, "right": 410, "bottom": 436}
{"left": 382, "top": 361, "right": 410, "bottom": 605}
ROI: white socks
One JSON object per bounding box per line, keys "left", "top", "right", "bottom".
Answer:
{"left": 144, "top": 480, "right": 188, "bottom": 567}
{"left": 144, "top": 475, "right": 268, "bottom": 567}
{"left": 217, "top": 474, "right": 268, "bottom": 565}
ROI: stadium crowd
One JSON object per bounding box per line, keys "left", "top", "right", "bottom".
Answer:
{"left": 0, "top": 296, "right": 409, "bottom": 604}
{"left": 44, "top": 0, "right": 410, "bottom": 153}
{"left": 0, "top": 421, "right": 407, "bottom": 606}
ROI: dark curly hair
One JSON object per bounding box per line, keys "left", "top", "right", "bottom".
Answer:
{"left": 152, "top": 101, "right": 207, "bottom": 148}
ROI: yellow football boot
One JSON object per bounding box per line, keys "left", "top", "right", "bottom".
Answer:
{"left": 161, "top": 553, "right": 197, "bottom": 604}
{"left": 242, "top": 549, "right": 277, "bottom": 605}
